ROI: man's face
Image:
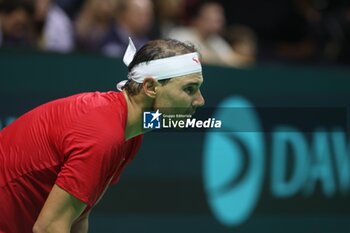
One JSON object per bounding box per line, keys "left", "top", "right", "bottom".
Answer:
{"left": 153, "top": 73, "right": 205, "bottom": 115}
{"left": 197, "top": 3, "right": 225, "bottom": 35}
{"left": 125, "top": 0, "right": 154, "bottom": 36}
{"left": 2, "top": 9, "right": 30, "bottom": 39}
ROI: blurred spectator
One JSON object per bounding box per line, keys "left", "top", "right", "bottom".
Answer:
{"left": 0, "top": 0, "right": 347, "bottom": 66}
{"left": 152, "top": 0, "right": 185, "bottom": 38}
{"left": 225, "top": 25, "right": 257, "bottom": 67}
{"left": 34, "top": 0, "right": 74, "bottom": 52}
{"left": 75, "top": 0, "right": 117, "bottom": 53}
{"left": 167, "top": 0, "right": 239, "bottom": 67}
{"left": 101, "top": 0, "right": 154, "bottom": 57}
{"left": 0, "top": 0, "right": 34, "bottom": 48}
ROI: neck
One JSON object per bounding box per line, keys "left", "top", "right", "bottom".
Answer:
{"left": 123, "top": 91, "right": 151, "bottom": 140}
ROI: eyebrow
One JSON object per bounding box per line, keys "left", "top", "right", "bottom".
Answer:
{"left": 184, "top": 82, "right": 202, "bottom": 87}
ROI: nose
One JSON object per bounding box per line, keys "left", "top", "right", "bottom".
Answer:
{"left": 192, "top": 90, "right": 205, "bottom": 108}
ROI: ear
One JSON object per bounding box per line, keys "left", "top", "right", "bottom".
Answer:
{"left": 143, "top": 77, "right": 159, "bottom": 98}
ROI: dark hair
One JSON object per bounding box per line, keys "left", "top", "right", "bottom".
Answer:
{"left": 122, "top": 38, "right": 199, "bottom": 96}
{"left": 188, "top": 0, "right": 222, "bottom": 20}
{"left": 0, "top": 0, "right": 34, "bottom": 16}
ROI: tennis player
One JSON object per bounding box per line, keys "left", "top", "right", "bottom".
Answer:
{"left": 0, "top": 38, "right": 204, "bottom": 233}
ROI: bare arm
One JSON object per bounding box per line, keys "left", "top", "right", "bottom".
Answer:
{"left": 69, "top": 182, "right": 111, "bottom": 233}
{"left": 33, "top": 184, "right": 87, "bottom": 233}
{"left": 71, "top": 210, "right": 90, "bottom": 233}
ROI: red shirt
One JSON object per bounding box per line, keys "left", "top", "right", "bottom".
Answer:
{"left": 0, "top": 91, "right": 143, "bottom": 233}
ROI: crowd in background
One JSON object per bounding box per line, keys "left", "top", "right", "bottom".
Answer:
{"left": 0, "top": 0, "right": 349, "bottom": 67}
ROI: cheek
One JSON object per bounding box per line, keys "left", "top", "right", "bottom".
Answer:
{"left": 155, "top": 90, "right": 190, "bottom": 109}
{"left": 154, "top": 92, "right": 175, "bottom": 108}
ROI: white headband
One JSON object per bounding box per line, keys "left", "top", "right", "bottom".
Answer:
{"left": 116, "top": 38, "right": 202, "bottom": 91}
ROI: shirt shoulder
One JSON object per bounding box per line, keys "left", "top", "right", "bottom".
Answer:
{"left": 57, "top": 91, "right": 129, "bottom": 149}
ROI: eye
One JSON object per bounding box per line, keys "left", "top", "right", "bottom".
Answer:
{"left": 184, "top": 86, "right": 196, "bottom": 95}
